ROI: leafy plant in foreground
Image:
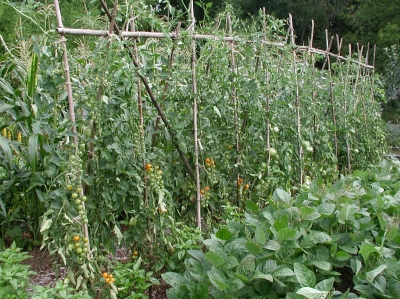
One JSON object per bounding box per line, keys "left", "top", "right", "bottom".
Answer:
{"left": 163, "top": 159, "right": 400, "bottom": 299}
{"left": 0, "top": 242, "right": 34, "bottom": 299}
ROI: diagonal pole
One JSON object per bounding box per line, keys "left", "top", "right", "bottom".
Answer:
{"left": 98, "top": 0, "right": 194, "bottom": 178}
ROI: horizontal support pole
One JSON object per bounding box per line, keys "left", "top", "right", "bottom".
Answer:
{"left": 56, "top": 27, "right": 373, "bottom": 69}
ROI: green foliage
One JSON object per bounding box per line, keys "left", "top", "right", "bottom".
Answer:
{"left": 0, "top": 242, "right": 34, "bottom": 299}
{"left": 163, "top": 159, "right": 400, "bottom": 298}
{"left": 382, "top": 45, "right": 400, "bottom": 122}
{"left": 0, "top": 1, "right": 391, "bottom": 297}
{"left": 112, "top": 257, "right": 160, "bottom": 299}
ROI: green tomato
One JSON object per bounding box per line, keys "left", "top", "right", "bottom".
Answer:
{"left": 71, "top": 193, "right": 78, "bottom": 199}
{"left": 269, "top": 148, "right": 277, "bottom": 158}
{"left": 75, "top": 198, "right": 81, "bottom": 205}
{"left": 82, "top": 126, "right": 91, "bottom": 138}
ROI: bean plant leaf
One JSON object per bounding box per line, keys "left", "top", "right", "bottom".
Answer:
{"left": 162, "top": 272, "right": 186, "bottom": 287}
{"left": 223, "top": 255, "right": 239, "bottom": 270}
{"left": 335, "top": 251, "right": 352, "bottom": 261}
{"left": 300, "top": 206, "right": 321, "bottom": 220}
{"left": 306, "top": 260, "right": 331, "bottom": 271}
{"left": 315, "top": 277, "right": 335, "bottom": 292}
{"left": 236, "top": 254, "right": 256, "bottom": 277}
{"left": 296, "top": 287, "right": 328, "bottom": 299}
{"left": 340, "top": 204, "right": 357, "bottom": 222}
{"left": 251, "top": 270, "right": 273, "bottom": 282}
{"left": 294, "top": 263, "right": 316, "bottom": 288}
{"left": 272, "top": 267, "right": 295, "bottom": 277}
{"left": 277, "top": 228, "right": 297, "bottom": 242}
{"left": 205, "top": 251, "right": 225, "bottom": 268}
{"left": 196, "top": 282, "right": 209, "bottom": 299}
{"left": 366, "top": 264, "right": 387, "bottom": 283}
{"left": 359, "top": 243, "right": 378, "bottom": 262}
{"left": 273, "top": 188, "right": 291, "bottom": 203}
{"left": 255, "top": 224, "right": 267, "bottom": 245}
{"left": 317, "top": 203, "right": 336, "bottom": 216}
{"left": 372, "top": 275, "right": 387, "bottom": 294}
{"left": 187, "top": 249, "right": 204, "bottom": 262}
{"left": 245, "top": 241, "right": 263, "bottom": 255}
{"left": 245, "top": 200, "right": 259, "bottom": 212}
{"left": 215, "top": 228, "right": 233, "bottom": 241}
{"left": 207, "top": 268, "right": 229, "bottom": 291}
{"left": 227, "top": 277, "right": 246, "bottom": 292}
{"left": 301, "top": 231, "right": 332, "bottom": 248}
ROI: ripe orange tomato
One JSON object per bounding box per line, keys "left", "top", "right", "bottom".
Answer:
{"left": 205, "top": 186, "right": 210, "bottom": 191}
{"left": 200, "top": 189, "right": 205, "bottom": 194}
{"left": 73, "top": 236, "right": 80, "bottom": 242}
{"left": 205, "top": 158, "right": 211, "bottom": 163}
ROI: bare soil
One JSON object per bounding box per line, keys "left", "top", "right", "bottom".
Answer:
{"left": 23, "top": 247, "right": 168, "bottom": 298}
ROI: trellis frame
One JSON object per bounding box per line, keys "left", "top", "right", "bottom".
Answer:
{"left": 54, "top": 0, "right": 375, "bottom": 230}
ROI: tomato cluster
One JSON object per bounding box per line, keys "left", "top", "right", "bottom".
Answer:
{"left": 102, "top": 272, "right": 115, "bottom": 285}
{"left": 146, "top": 164, "right": 164, "bottom": 194}
{"left": 67, "top": 234, "right": 88, "bottom": 263}
{"left": 201, "top": 186, "right": 211, "bottom": 208}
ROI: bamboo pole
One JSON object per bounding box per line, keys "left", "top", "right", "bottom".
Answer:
{"left": 308, "top": 20, "right": 317, "bottom": 163}
{"left": 330, "top": 82, "right": 338, "bottom": 158}
{"left": 188, "top": 0, "right": 202, "bottom": 229}
{"left": 226, "top": 14, "right": 241, "bottom": 204}
{"left": 55, "top": 27, "right": 374, "bottom": 69}
{"left": 97, "top": 0, "right": 194, "bottom": 178}
{"left": 263, "top": 8, "right": 271, "bottom": 168}
{"left": 289, "top": 14, "right": 303, "bottom": 185}
{"left": 54, "top": 0, "right": 91, "bottom": 255}
{"left": 129, "top": 11, "right": 149, "bottom": 212}
{"left": 343, "top": 45, "right": 352, "bottom": 173}
{"left": 322, "top": 29, "right": 334, "bottom": 71}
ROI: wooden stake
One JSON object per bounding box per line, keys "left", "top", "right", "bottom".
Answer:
{"left": 289, "top": 14, "right": 303, "bottom": 185}
{"left": 227, "top": 14, "right": 241, "bottom": 204}
{"left": 330, "top": 82, "right": 338, "bottom": 158}
{"left": 55, "top": 27, "right": 374, "bottom": 69}
{"left": 188, "top": 0, "right": 202, "bottom": 229}
{"left": 129, "top": 11, "right": 148, "bottom": 209}
{"left": 262, "top": 8, "right": 271, "bottom": 168}
{"left": 54, "top": 0, "right": 90, "bottom": 256}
